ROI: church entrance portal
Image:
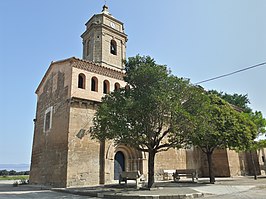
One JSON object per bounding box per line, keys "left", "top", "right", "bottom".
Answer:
{"left": 111, "top": 145, "right": 145, "bottom": 180}
{"left": 114, "top": 151, "right": 125, "bottom": 180}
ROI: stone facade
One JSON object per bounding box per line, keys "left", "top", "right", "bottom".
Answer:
{"left": 30, "top": 5, "right": 265, "bottom": 188}
{"left": 30, "top": 57, "right": 127, "bottom": 187}
{"left": 30, "top": 61, "right": 71, "bottom": 187}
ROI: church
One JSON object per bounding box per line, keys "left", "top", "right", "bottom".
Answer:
{"left": 30, "top": 5, "right": 265, "bottom": 188}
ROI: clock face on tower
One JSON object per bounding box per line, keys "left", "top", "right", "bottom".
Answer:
{"left": 110, "top": 22, "right": 115, "bottom": 29}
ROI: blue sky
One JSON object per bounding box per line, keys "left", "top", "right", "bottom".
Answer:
{"left": 0, "top": 0, "right": 265, "bottom": 165}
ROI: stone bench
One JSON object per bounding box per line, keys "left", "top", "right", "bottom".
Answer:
{"left": 163, "top": 169, "right": 176, "bottom": 180}
{"left": 173, "top": 169, "right": 198, "bottom": 182}
{"left": 119, "top": 171, "right": 144, "bottom": 188}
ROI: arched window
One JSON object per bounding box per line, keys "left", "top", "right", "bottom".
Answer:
{"left": 86, "top": 40, "right": 90, "bottom": 56}
{"left": 103, "top": 80, "right": 110, "bottom": 94}
{"left": 78, "top": 73, "right": 86, "bottom": 89}
{"left": 114, "top": 83, "right": 120, "bottom": 91}
{"left": 91, "top": 76, "right": 98, "bottom": 92}
{"left": 110, "top": 40, "right": 117, "bottom": 55}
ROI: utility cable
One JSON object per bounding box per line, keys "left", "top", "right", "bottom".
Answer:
{"left": 195, "top": 61, "right": 266, "bottom": 84}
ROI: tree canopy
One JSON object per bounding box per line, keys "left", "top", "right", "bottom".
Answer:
{"left": 209, "top": 91, "right": 266, "bottom": 180}
{"left": 91, "top": 55, "right": 197, "bottom": 187}
{"left": 209, "top": 90, "right": 251, "bottom": 112}
{"left": 186, "top": 90, "right": 258, "bottom": 183}
{"left": 189, "top": 92, "right": 257, "bottom": 151}
{"left": 209, "top": 90, "right": 266, "bottom": 137}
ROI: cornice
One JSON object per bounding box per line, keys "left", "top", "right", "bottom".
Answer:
{"left": 85, "top": 13, "right": 124, "bottom": 27}
{"left": 81, "top": 23, "right": 127, "bottom": 39}
{"left": 69, "top": 97, "right": 100, "bottom": 106}
{"left": 70, "top": 57, "right": 125, "bottom": 81}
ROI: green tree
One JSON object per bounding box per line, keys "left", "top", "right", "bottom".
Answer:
{"left": 210, "top": 90, "right": 266, "bottom": 179}
{"left": 209, "top": 90, "right": 266, "bottom": 136}
{"left": 187, "top": 91, "right": 257, "bottom": 183}
{"left": 255, "top": 139, "right": 266, "bottom": 149}
{"left": 91, "top": 55, "right": 195, "bottom": 188}
{"left": 209, "top": 90, "right": 251, "bottom": 112}
{"left": 247, "top": 111, "right": 266, "bottom": 136}
{"left": 0, "top": 170, "right": 8, "bottom": 176}
{"left": 9, "top": 170, "right": 16, "bottom": 175}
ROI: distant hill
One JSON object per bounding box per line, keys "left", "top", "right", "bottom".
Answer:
{"left": 0, "top": 164, "right": 30, "bottom": 171}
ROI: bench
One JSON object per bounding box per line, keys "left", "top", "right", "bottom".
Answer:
{"left": 163, "top": 170, "right": 176, "bottom": 180}
{"left": 173, "top": 169, "right": 198, "bottom": 182}
{"left": 119, "top": 171, "right": 144, "bottom": 188}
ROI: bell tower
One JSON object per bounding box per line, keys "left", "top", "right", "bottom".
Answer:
{"left": 81, "top": 5, "right": 127, "bottom": 71}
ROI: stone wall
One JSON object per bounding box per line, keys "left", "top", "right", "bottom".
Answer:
{"left": 245, "top": 150, "right": 261, "bottom": 176}
{"left": 153, "top": 147, "right": 202, "bottom": 180}
{"left": 227, "top": 149, "right": 248, "bottom": 176}
{"left": 200, "top": 149, "right": 230, "bottom": 177}
{"left": 258, "top": 148, "right": 266, "bottom": 175}
{"left": 30, "top": 62, "right": 72, "bottom": 187}
{"left": 66, "top": 101, "right": 101, "bottom": 187}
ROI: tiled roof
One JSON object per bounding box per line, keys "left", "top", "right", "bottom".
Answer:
{"left": 35, "top": 57, "right": 125, "bottom": 94}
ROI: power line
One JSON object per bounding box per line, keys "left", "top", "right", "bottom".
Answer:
{"left": 195, "top": 61, "right": 266, "bottom": 85}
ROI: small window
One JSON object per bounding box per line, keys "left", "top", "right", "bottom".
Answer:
{"left": 103, "top": 80, "right": 110, "bottom": 94}
{"left": 114, "top": 83, "right": 120, "bottom": 91}
{"left": 78, "top": 73, "right": 86, "bottom": 89}
{"left": 91, "top": 76, "right": 98, "bottom": 92}
{"left": 110, "top": 40, "right": 117, "bottom": 55}
{"left": 44, "top": 107, "right": 53, "bottom": 132}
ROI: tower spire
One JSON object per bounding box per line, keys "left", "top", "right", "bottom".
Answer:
{"left": 82, "top": 1, "right": 127, "bottom": 70}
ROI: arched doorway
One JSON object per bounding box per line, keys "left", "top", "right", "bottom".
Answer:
{"left": 114, "top": 151, "right": 125, "bottom": 180}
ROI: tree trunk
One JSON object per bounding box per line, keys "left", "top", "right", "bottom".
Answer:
{"left": 148, "top": 150, "right": 156, "bottom": 188}
{"left": 206, "top": 152, "right": 215, "bottom": 184}
{"left": 99, "top": 140, "right": 105, "bottom": 184}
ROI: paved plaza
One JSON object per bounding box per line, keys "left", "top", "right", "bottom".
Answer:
{"left": 0, "top": 181, "right": 95, "bottom": 199}
{"left": 0, "top": 176, "right": 266, "bottom": 199}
